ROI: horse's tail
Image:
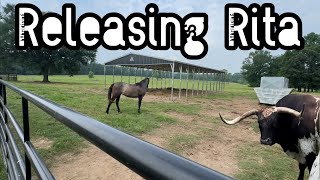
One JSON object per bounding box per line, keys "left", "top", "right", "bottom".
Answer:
{"left": 108, "top": 83, "right": 114, "bottom": 100}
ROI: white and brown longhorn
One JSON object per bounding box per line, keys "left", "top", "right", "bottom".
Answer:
{"left": 219, "top": 94, "right": 319, "bottom": 180}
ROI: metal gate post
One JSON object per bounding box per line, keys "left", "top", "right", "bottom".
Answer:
{"left": 22, "top": 98, "right": 31, "bottom": 179}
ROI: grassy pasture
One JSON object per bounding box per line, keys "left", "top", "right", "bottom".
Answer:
{"left": 0, "top": 75, "right": 314, "bottom": 179}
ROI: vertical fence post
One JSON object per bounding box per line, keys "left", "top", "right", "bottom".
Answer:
{"left": 164, "top": 71, "right": 167, "bottom": 89}
{"left": 209, "top": 73, "right": 212, "bottom": 94}
{"left": 160, "top": 71, "right": 162, "bottom": 89}
{"left": 201, "top": 72, "right": 204, "bottom": 95}
{"left": 3, "top": 85, "right": 7, "bottom": 123}
{"left": 128, "top": 67, "right": 131, "bottom": 84}
{"left": 135, "top": 68, "right": 137, "bottom": 83}
{"left": 104, "top": 66, "right": 106, "bottom": 89}
{"left": 197, "top": 70, "right": 200, "bottom": 96}
{"left": 151, "top": 70, "right": 153, "bottom": 89}
{"left": 192, "top": 69, "right": 195, "bottom": 97}
{"left": 170, "top": 63, "right": 175, "bottom": 100}
{"left": 206, "top": 73, "right": 208, "bottom": 96}
{"left": 112, "top": 66, "right": 115, "bottom": 84}
{"left": 22, "top": 97, "right": 31, "bottom": 180}
{"left": 179, "top": 65, "right": 182, "bottom": 100}
{"left": 186, "top": 67, "right": 189, "bottom": 99}
{"left": 120, "top": 66, "right": 123, "bottom": 82}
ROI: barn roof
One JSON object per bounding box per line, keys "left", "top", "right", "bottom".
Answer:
{"left": 104, "top": 53, "right": 225, "bottom": 73}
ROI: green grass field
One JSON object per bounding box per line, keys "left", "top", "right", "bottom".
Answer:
{"left": 0, "top": 75, "right": 314, "bottom": 179}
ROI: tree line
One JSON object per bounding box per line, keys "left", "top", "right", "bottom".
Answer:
{"left": 241, "top": 32, "right": 320, "bottom": 92}
{"left": 0, "top": 4, "right": 228, "bottom": 82}
{"left": 0, "top": 4, "right": 96, "bottom": 82}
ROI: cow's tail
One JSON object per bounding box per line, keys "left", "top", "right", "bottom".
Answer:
{"left": 108, "top": 83, "right": 114, "bottom": 101}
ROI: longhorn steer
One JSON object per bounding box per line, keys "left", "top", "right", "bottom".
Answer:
{"left": 220, "top": 94, "right": 320, "bottom": 180}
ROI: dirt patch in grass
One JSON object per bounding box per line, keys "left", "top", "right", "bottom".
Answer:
{"left": 33, "top": 137, "right": 54, "bottom": 150}
{"left": 184, "top": 124, "right": 258, "bottom": 177}
{"left": 51, "top": 144, "right": 142, "bottom": 180}
{"left": 50, "top": 94, "right": 261, "bottom": 179}
{"left": 164, "top": 111, "right": 196, "bottom": 123}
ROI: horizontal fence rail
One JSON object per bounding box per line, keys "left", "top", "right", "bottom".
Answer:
{"left": 0, "top": 79, "right": 232, "bottom": 180}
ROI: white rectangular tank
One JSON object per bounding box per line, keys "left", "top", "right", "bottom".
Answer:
{"left": 254, "top": 77, "right": 293, "bottom": 105}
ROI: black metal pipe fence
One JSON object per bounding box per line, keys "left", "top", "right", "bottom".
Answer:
{"left": 0, "top": 79, "right": 232, "bottom": 180}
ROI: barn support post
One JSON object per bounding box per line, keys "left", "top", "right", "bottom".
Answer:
{"left": 223, "top": 74, "right": 227, "bottom": 92}
{"left": 104, "top": 65, "right": 106, "bottom": 89}
{"left": 216, "top": 73, "right": 220, "bottom": 92}
{"left": 160, "top": 71, "right": 162, "bottom": 89}
{"left": 168, "top": 71, "right": 170, "bottom": 89}
{"left": 151, "top": 70, "right": 154, "bottom": 89}
{"left": 212, "top": 73, "right": 215, "bottom": 93}
{"left": 141, "top": 68, "right": 143, "bottom": 80}
{"left": 135, "top": 68, "right": 137, "bottom": 83}
{"left": 212, "top": 73, "right": 214, "bottom": 93}
{"left": 120, "top": 66, "right": 123, "bottom": 82}
{"left": 206, "top": 73, "right": 208, "bottom": 96}
{"left": 215, "top": 73, "right": 218, "bottom": 92}
{"left": 218, "top": 73, "right": 221, "bottom": 92}
{"left": 201, "top": 72, "right": 204, "bottom": 95}
{"left": 220, "top": 74, "right": 223, "bottom": 92}
{"left": 164, "top": 71, "right": 167, "bottom": 89}
{"left": 221, "top": 74, "right": 223, "bottom": 92}
{"left": 156, "top": 70, "right": 158, "bottom": 89}
{"left": 179, "top": 65, "right": 182, "bottom": 100}
{"left": 112, "top": 66, "right": 115, "bottom": 84}
{"left": 209, "top": 73, "right": 212, "bottom": 94}
{"left": 128, "top": 67, "right": 131, "bottom": 83}
{"left": 186, "top": 67, "right": 189, "bottom": 98}
{"left": 170, "top": 63, "right": 175, "bottom": 100}
{"left": 192, "top": 69, "right": 195, "bottom": 97}
{"left": 197, "top": 70, "right": 200, "bottom": 96}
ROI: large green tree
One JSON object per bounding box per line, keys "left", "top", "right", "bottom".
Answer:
{"left": 280, "top": 33, "right": 320, "bottom": 92}
{"left": 0, "top": 4, "right": 21, "bottom": 74}
{"left": 241, "top": 50, "right": 274, "bottom": 87}
{"left": 0, "top": 4, "right": 96, "bottom": 82}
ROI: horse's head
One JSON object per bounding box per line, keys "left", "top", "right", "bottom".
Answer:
{"left": 143, "top": 78, "right": 150, "bottom": 88}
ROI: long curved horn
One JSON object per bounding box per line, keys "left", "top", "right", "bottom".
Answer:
{"left": 219, "top": 109, "right": 259, "bottom": 125}
{"left": 275, "top": 105, "right": 304, "bottom": 118}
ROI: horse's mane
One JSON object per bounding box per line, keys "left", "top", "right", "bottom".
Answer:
{"left": 135, "top": 78, "right": 149, "bottom": 86}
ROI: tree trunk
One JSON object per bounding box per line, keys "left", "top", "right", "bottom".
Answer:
{"left": 42, "top": 66, "right": 50, "bottom": 82}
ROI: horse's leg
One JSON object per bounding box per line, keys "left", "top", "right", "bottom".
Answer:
{"left": 116, "top": 95, "right": 121, "bottom": 113}
{"left": 106, "top": 94, "right": 118, "bottom": 114}
{"left": 138, "top": 96, "right": 143, "bottom": 113}
{"left": 106, "top": 101, "right": 112, "bottom": 114}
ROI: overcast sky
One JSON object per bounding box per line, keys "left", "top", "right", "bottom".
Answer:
{"left": 3, "top": 0, "right": 320, "bottom": 73}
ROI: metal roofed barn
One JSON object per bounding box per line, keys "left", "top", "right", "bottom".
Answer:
{"left": 104, "top": 53, "right": 226, "bottom": 100}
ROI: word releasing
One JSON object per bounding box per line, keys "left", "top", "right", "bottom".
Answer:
{"left": 225, "top": 3, "right": 304, "bottom": 50}
{"left": 15, "top": 3, "right": 208, "bottom": 59}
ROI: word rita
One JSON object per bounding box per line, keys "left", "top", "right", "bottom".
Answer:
{"left": 15, "top": 3, "right": 208, "bottom": 59}
{"left": 225, "top": 3, "right": 304, "bottom": 50}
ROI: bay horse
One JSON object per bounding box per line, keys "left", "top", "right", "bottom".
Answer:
{"left": 106, "top": 78, "right": 149, "bottom": 114}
